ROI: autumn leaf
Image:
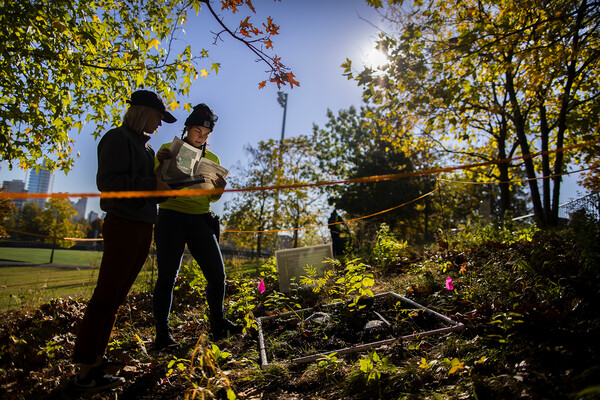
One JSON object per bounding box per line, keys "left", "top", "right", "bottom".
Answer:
{"left": 286, "top": 72, "right": 300, "bottom": 88}
{"left": 448, "top": 358, "right": 464, "bottom": 374}
{"left": 239, "top": 15, "right": 252, "bottom": 29}
{"left": 148, "top": 38, "right": 161, "bottom": 51}
{"left": 270, "top": 76, "right": 282, "bottom": 89}
{"left": 264, "top": 16, "right": 279, "bottom": 35}
{"left": 258, "top": 80, "right": 267, "bottom": 89}
{"left": 200, "top": 69, "right": 208, "bottom": 78}
{"left": 221, "top": 0, "right": 242, "bottom": 13}
{"left": 239, "top": 16, "right": 252, "bottom": 37}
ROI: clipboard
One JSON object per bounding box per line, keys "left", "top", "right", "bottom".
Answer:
{"left": 165, "top": 175, "right": 206, "bottom": 189}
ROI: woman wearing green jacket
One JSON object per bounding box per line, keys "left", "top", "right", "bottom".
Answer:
{"left": 152, "top": 104, "right": 241, "bottom": 350}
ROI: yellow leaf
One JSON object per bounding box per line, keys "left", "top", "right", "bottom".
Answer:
{"left": 148, "top": 38, "right": 161, "bottom": 51}
{"left": 200, "top": 69, "right": 208, "bottom": 78}
{"left": 168, "top": 101, "right": 178, "bottom": 111}
{"left": 448, "top": 358, "right": 464, "bottom": 374}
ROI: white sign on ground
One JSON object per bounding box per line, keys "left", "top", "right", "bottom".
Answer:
{"left": 275, "top": 243, "right": 333, "bottom": 292}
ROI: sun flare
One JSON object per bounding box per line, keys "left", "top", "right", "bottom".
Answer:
{"left": 362, "top": 47, "right": 388, "bottom": 69}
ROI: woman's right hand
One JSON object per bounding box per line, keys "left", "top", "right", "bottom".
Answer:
{"left": 156, "top": 148, "right": 172, "bottom": 162}
{"left": 156, "top": 178, "right": 172, "bottom": 191}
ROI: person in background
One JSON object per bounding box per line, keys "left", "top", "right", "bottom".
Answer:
{"left": 152, "top": 103, "right": 241, "bottom": 350}
{"left": 72, "top": 90, "right": 176, "bottom": 392}
{"left": 328, "top": 210, "right": 343, "bottom": 257}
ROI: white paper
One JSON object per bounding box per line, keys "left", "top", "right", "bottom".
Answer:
{"left": 160, "top": 136, "right": 228, "bottom": 189}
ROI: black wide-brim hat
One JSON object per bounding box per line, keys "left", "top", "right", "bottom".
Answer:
{"left": 127, "top": 90, "right": 177, "bottom": 123}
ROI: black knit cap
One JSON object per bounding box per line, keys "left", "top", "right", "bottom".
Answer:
{"left": 127, "top": 90, "right": 176, "bottom": 123}
{"left": 185, "top": 103, "right": 218, "bottom": 131}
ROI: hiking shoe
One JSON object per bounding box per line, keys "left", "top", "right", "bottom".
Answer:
{"left": 154, "top": 331, "right": 178, "bottom": 351}
{"left": 98, "top": 355, "right": 125, "bottom": 369}
{"left": 210, "top": 317, "right": 243, "bottom": 339}
{"left": 72, "top": 368, "right": 125, "bottom": 392}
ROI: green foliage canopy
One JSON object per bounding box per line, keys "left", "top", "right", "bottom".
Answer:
{"left": 1, "top": 0, "right": 198, "bottom": 171}
{"left": 312, "top": 106, "right": 427, "bottom": 240}
{"left": 354, "top": 0, "right": 600, "bottom": 227}
{"left": 0, "top": 0, "right": 291, "bottom": 173}
{"left": 40, "top": 198, "right": 85, "bottom": 248}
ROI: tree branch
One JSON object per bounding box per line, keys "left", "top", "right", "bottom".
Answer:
{"left": 200, "top": 0, "right": 290, "bottom": 78}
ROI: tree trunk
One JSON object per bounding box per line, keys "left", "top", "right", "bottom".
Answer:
{"left": 505, "top": 68, "right": 547, "bottom": 227}
{"left": 540, "top": 100, "right": 552, "bottom": 223}
{"left": 550, "top": 0, "right": 586, "bottom": 226}
{"left": 496, "top": 118, "right": 511, "bottom": 217}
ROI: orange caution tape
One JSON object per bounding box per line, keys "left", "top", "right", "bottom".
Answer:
{"left": 4, "top": 227, "right": 102, "bottom": 242}
{"left": 0, "top": 140, "right": 596, "bottom": 201}
{"left": 223, "top": 187, "right": 438, "bottom": 234}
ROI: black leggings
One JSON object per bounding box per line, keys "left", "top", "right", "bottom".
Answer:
{"left": 152, "top": 208, "right": 225, "bottom": 331}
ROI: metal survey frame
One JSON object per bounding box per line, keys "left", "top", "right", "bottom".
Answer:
{"left": 257, "top": 291, "right": 465, "bottom": 368}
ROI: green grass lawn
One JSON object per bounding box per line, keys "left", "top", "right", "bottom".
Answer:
{"left": 0, "top": 247, "right": 103, "bottom": 266}
{"left": 0, "top": 265, "right": 158, "bottom": 311}
{"left": 0, "top": 247, "right": 264, "bottom": 311}
{"left": 0, "top": 266, "right": 99, "bottom": 310}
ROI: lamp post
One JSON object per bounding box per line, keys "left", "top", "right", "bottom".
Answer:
{"left": 274, "top": 91, "right": 288, "bottom": 250}
{"left": 277, "top": 91, "right": 288, "bottom": 141}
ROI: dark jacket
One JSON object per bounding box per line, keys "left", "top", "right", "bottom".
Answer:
{"left": 97, "top": 125, "right": 159, "bottom": 223}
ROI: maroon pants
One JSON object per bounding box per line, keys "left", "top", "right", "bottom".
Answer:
{"left": 73, "top": 212, "right": 153, "bottom": 364}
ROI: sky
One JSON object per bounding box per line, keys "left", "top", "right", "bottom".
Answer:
{"left": 0, "top": 0, "right": 587, "bottom": 218}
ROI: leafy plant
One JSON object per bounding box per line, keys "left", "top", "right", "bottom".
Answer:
{"left": 167, "top": 339, "right": 237, "bottom": 399}
{"left": 316, "top": 352, "right": 345, "bottom": 382}
{"left": 37, "top": 337, "right": 62, "bottom": 359}
{"left": 334, "top": 258, "right": 375, "bottom": 309}
{"left": 443, "top": 357, "right": 465, "bottom": 375}
{"left": 210, "top": 344, "right": 232, "bottom": 366}
{"left": 488, "top": 312, "right": 524, "bottom": 345}
{"left": 299, "top": 264, "right": 338, "bottom": 298}
{"left": 359, "top": 351, "right": 396, "bottom": 398}
{"left": 178, "top": 260, "right": 208, "bottom": 297}
{"left": 451, "top": 218, "right": 539, "bottom": 250}
{"left": 225, "top": 275, "right": 258, "bottom": 332}
{"left": 370, "top": 223, "right": 408, "bottom": 265}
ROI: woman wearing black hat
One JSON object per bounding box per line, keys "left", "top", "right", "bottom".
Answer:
{"left": 152, "top": 103, "right": 241, "bottom": 350}
{"left": 72, "top": 90, "right": 175, "bottom": 392}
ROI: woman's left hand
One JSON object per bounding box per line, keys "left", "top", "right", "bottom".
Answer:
{"left": 211, "top": 173, "right": 227, "bottom": 200}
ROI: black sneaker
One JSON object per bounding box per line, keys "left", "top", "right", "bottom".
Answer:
{"left": 154, "top": 331, "right": 178, "bottom": 351}
{"left": 210, "top": 317, "right": 243, "bottom": 339}
{"left": 98, "top": 355, "right": 125, "bottom": 369}
{"left": 72, "top": 368, "right": 125, "bottom": 392}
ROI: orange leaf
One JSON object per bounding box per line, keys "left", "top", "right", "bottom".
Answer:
{"left": 265, "top": 16, "right": 279, "bottom": 35}
{"left": 239, "top": 16, "right": 252, "bottom": 29}
{"left": 221, "top": 0, "right": 242, "bottom": 13}
{"left": 245, "top": 0, "right": 256, "bottom": 13}
{"left": 286, "top": 72, "right": 299, "bottom": 88}
{"left": 270, "top": 76, "right": 282, "bottom": 89}
{"left": 258, "top": 80, "right": 267, "bottom": 89}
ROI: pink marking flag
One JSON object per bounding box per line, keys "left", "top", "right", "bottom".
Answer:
{"left": 258, "top": 279, "right": 266, "bottom": 294}
{"left": 445, "top": 277, "right": 454, "bottom": 290}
